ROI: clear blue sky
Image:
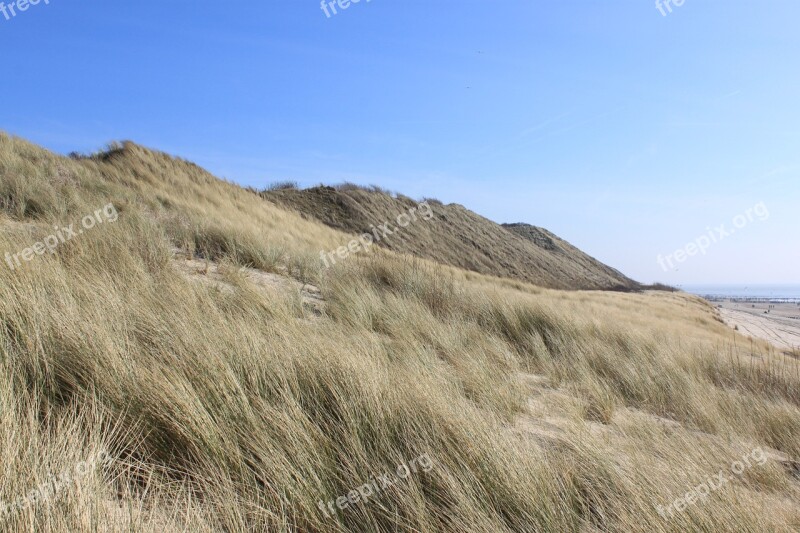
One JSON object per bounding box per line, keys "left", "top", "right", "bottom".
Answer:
{"left": 2, "top": 0, "right": 798, "bottom": 285}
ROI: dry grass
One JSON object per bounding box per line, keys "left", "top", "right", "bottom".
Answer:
{"left": 262, "top": 185, "right": 639, "bottom": 291}
{"left": 1, "top": 132, "right": 799, "bottom": 532}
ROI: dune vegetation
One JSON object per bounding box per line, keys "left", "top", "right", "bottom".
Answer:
{"left": 1, "top": 132, "right": 799, "bottom": 532}
{"left": 262, "top": 184, "right": 638, "bottom": 291}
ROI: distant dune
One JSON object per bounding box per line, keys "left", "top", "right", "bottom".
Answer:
{"left": 263, "top": 185, "right": 640, "bottom": 291}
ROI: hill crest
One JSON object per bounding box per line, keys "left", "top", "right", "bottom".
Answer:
{"left": 263, "top": 185, "right": 639, "bottom": 291}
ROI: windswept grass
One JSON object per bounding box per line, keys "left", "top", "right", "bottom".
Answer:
{"left": 1, "top": 132, "right": 798, "bottom": 532}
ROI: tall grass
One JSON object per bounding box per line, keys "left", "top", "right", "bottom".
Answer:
{"left": 1, "top": 132, "right": 798, "bottom": 532}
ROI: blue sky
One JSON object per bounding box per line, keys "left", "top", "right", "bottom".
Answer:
{"left": 2, "top": 0, "right": 798, "bottom": 285}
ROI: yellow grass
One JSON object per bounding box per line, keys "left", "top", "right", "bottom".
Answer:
{"left": 1, "top": 132, "right": 799, "bottom": 531}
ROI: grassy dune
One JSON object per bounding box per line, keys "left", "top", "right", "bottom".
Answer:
{"left": 262, "top": 185, "right": 638, "bottom": 291}
{"left": 1, "top": 132, "right": 798, "bottom": 532}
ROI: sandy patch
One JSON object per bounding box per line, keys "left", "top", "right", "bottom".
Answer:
{"left": 170, "top": 250, "right": 325, "bottom": 316}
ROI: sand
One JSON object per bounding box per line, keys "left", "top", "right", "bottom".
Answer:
{"left": 715, "top": 300, "right": 800, "bottom": 354}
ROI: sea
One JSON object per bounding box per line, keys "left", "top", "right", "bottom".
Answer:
{"left": 682, "top": 284, "right": 800, "bottom": 300}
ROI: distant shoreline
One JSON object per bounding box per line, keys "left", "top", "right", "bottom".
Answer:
{"left": 699, "top": 296, "right": 800, "bottom": 304}
{"left": 683, "top": 285, "right": 800, "bottom": 302}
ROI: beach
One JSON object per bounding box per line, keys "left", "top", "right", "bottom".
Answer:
{"left": 715, "top": 300, "right": 800, "bottom": 354}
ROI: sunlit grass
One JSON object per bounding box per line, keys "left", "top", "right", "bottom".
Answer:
{"left": 1, "top": 132, "right": 798, "bottom": 532}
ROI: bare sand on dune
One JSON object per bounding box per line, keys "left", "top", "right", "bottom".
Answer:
{"left": 716, "top": 300, "right": 800, "bottom": 354}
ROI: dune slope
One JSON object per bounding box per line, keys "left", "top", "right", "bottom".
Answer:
{"left": 1, "top": 133, "right": 799, "bottom": 532}
{"left": 263, "top": 186, "right": 639, "bottom": 290}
